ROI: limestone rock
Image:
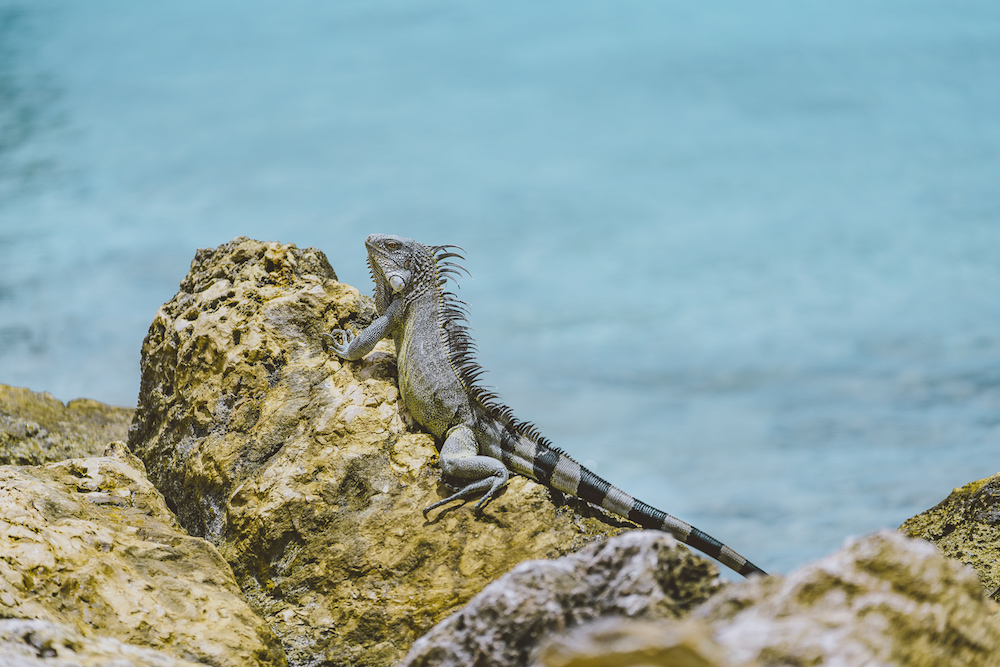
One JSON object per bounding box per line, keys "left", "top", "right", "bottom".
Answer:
{"left": 695, "top": 530, "right": 1000, "bottom": 666}
{"left": 397, "top": 531, "right": 722, "bottom": 667}
{"left": 900, "top": 471, "right": 1000, "bottom": 594}
{"left": 0, "top": 444, "right": 285, "bottom": 666}
{"left": 0, "top": 383, "right": 133, "bottom": 465}
{"left": 128, "top": 237, "right": 626, "bottom": 667}
{"left": 0, "top": 618, "right": 202, "bottom": 667}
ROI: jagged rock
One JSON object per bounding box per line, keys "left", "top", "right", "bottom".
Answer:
{"left": 900, "top": 471, "right": 1000, "bottom": 595}
{"left": 695, "top": 530, "right": 1000, "bottom": 666}
{"left": 128, "top": 237, "right": 625, "bottom": 667}
{"left": 397, "top": 531, "right": 722, "bottom": 667}
{"left": 0, "top": 443, "right": 285, "bottom": 667}
{"left": 0, "top": 383, "right": 133, "bottom": 465}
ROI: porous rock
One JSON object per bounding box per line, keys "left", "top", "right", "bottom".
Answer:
{"left": 127, "top": 237, "right": 626, "bottom": 667}
{"left": 0, "top": 443, "right": 285, "bottom": 666}
{"left": 397, "top": 531, "right": 722, "bottom": 667}
{"left": 535, "top": 530, "right": 1000, "bottom": 667}
{"left": 0, "top": 618, "right": 202, "bottom": 667}
{"left": 0, "top": 383, "right": 133, "bottom": 465}
{"left": 900, "top": 471, "right": 1000, "bottom": 595}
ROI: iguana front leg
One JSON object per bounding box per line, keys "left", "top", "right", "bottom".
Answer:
{"left": 423, "top": 424, "right": 509, "bottom": 517}
{"left": 326, "top": 297, "right": 405, "bottom": 361}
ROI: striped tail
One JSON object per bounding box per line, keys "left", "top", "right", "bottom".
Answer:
{"left": 526, "top": 438, "right": 766, "bottom": 577}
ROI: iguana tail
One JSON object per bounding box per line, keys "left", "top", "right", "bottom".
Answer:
{"left": 509, "top": 434, "right": 766, "bottom": 577}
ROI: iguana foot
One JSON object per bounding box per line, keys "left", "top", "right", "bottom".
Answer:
{"left": 322, "top": 329, "right": 355, "bottom": 357}
{"left": 423, "top": 477, "right": 504, "bottom": 519}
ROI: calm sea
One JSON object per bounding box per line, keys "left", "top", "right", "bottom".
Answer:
{"left": 1, "top": 0, "right": 998, "bottom": 573}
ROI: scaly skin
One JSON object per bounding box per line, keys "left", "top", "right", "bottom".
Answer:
{"left": 326, "top": 233, "right": 766, "bottom": 577}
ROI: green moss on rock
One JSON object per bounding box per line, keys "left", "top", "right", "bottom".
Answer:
{"left": 900, "top": 471, "right": 1000, "bottom": 593}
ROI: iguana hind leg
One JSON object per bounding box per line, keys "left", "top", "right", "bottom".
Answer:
{"left": 423, "top": 424, "right": 509, "bottom": 517}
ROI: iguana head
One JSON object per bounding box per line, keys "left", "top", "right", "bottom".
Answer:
{"left": 366, "top": 234, "right": 431, "bottom": 312}
{"left": 365, "top": 233, "right": 468, "bottom": 313}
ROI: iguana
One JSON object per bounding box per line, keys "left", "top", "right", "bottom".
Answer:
{"left": 326, "top": 233, "right": 766, "bottom": 577}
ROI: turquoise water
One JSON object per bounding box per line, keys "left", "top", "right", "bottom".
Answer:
{"left": 1, "top": 1, "right": 998, "bottom": 573}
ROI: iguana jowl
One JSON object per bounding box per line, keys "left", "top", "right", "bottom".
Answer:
{"left": 326, "top": 233, "right": 765, "bottom": 577}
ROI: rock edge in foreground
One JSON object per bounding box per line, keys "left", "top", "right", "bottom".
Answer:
{"left": 0, "top": 443, "right": 285, "bottom": 666}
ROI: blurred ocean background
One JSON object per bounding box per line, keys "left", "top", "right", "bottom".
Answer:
{"left": 1, "top": 1, "right": 998, "bottom": 574}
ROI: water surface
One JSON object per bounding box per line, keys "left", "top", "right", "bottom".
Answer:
{"left": 1, "top": 0, "right": 998, "bottom": 573}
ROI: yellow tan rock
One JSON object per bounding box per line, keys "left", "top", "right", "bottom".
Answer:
{"left": 0, "top": 383, "right": 133, "bottom": 465}
{"left": 0, "top": 443, "right": 285, "bottom": 666}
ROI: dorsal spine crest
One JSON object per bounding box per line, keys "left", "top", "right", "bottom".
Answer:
{"left": 429, "top": 245, "right": 557, "bottom": 452}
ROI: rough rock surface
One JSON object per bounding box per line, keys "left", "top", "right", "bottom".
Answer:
{"left": 127, "top": 237, "right": 626, "bottom": 667}
{"left": 0, "top": 618, "right": 203, "bottom": 667}
{"left": 900, "top": 471, "right": 1000, "bottom": 595}
{"left": 694, "top": 530, "right": 1000, "bottom": 667}
{"left": 0, "top": 383, "right": 133, "bottom": 465}
{"left": 539, "top": 618, "right": 754, "bottom": 667}
{"left": 0, "top": 443, "right": 285, "bottom": 666}
{"left": 412, "top": 530, "right": 1000, "bottom": 667}
{"left": 398, "top": 531, "right": 722, "bottom": 667}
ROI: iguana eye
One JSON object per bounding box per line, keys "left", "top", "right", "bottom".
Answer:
{"left": 385, "top": 241, "right": 401, "bottom": 251}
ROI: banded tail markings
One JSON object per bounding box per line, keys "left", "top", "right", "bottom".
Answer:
{"left": 550, "top": 456, "right": 581, "bottom": 496}
{"left": 543, "top": 456, "right": 766, "bottom": 577}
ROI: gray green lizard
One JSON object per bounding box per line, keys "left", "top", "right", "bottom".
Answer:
{"left": 326, "top": 233, "right": 766, "bottom": 577}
